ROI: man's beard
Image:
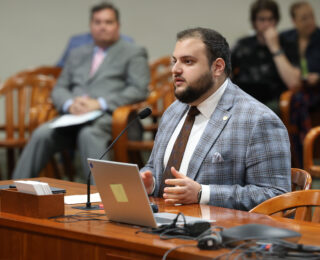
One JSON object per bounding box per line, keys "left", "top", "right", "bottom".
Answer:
{"left": 174, "top": 71, "right": 214, "bottom": 103}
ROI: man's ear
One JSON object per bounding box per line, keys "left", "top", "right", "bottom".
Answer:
{"left": 211, "top": 58, "right": 225, "bottom": 77}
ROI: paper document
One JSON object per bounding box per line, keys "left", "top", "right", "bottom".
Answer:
{"left": 50, "top": 110, "right": 103, "bottom": 128}
{"left": 14, "top": 180, "right": 52, "bottom": 195}
{"left": 64, "top": 193, "right": 101, "bottom": 205}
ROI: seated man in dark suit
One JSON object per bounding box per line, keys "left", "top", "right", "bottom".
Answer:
{"left": 12, "top": 2, "right": 150, "bottom": 180}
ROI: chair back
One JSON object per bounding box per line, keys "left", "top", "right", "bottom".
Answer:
{"left": 250, "top": 190, "right": 320, "bottom": 223}
{"left": 149, "top": 56, "right": 172, "bottom": 89}
{"left": 15, "top": 66, "right": 62, "bottom": 79}
{"left": 304, "top": 126, "right": 320, "bottom": 178}
{"left": 148, "top": 56, "right": 174, "bottom": 120}
{"left": 291, "top": 168, "right": 312, "bottom": 191}
{"left": 0, "top": 74, "right": 56, "bottom": 143}
{"left": 0, "top": 73, "right": 57, "bottom": 179}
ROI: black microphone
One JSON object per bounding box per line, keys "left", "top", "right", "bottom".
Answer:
{"left": 73, "top": 107, "right": 152, "bottom": 210}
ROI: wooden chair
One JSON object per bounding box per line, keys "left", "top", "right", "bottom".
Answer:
{"left": 280, "top": 90, "right": 300, "bottom": 167}
{"left": 291, "top": 168, "right": 312, "bottom": 191}
{"left": 17, "top": 67, "right": 76, "bottom": 180}
{"left": 250, "top": 190, "right": 320, "bottom": 223}
{"left": 149, "top": 56, "right": 171, "bottom": 89}
{"left": 16, "top": 66, "right": 77, "bottom": 180}
{"left": 112, "top": 56, "right": 175, "bottom": 167}
{"left": 15, "top": 66, "right": 62, "bottom": 79}
{"left": 145, "top": 56, "right": 173, "bottom": 137}
{"left": 0, "top": 74, "right": 57, "bottom": 179}
{"left": 304, "top": 126, "right": 320, "bottom": 178}
{"left": 280, "top": 90, "right": 320, "bottom": 168}
{"left": 285, "top": 168, "right": 312, "bottom": 218}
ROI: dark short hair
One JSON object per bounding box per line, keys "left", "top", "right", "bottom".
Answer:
{"left": 176, "top": 27, "right": 231, "bottom": 76}
{"left": 290, "top": 1, "right": 309, "bottom": 19}
{"left": 90, "top": 2, "right": 120, "bottom": 22}
{"left": 250, "top": 0, "right": 280, "bottom": 25}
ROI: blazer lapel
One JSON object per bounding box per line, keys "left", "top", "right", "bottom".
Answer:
{"left": 88, "top": 39, "right": 123, "bottom": 82}
{"left": 80, "top": 44, "right": 95, "bottom": 84}
{"left": 186, "top": 81, "right": 236, "bottom": 180}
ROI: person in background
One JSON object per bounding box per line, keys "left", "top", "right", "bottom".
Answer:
{"left": 231, "top": 0, "right": 287, "bottom": 115}
{"left": 140, "top": 27, "right": 291, "bottom": 211}
{"left": 279, "top": 1, "right": 320, "bottom": 167}
{"left": 12, "top": 2, "right": 150, "bottom": 180}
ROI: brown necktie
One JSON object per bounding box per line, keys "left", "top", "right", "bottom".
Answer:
{"left": 158, "top": 106, "right": 200, "bottom": 197}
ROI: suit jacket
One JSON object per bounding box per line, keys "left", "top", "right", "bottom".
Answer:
{"left": 51, "top": 39, "right": 150, "bottom": 117}
{"left": 140, "top": 80, "right": 291, "bottom": 211}
{"left": 56, "top": 33, "right": 134, "bottom": 68}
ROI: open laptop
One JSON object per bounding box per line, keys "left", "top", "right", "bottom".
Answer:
{"left": 88, "top": 158, "right": 210, "bottom": 228}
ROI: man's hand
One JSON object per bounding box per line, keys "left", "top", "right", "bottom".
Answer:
{"left": 264, "top": 27, "right": 280, "bottom": 53}
{"left": 69, "top": 97, "right": 87, "bottom": 114}
{"left": 140, "top": 170, "right": 154, "bottom": 195}
{"left": 69, "top": 96, "right": 101, "bottom": 115}
{"left": 163, "top": 167, "right": 201, "bottom": 205}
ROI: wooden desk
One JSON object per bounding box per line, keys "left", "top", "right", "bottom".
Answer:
{"left": 1, "top": 178, "right": 320, "bottom": 260}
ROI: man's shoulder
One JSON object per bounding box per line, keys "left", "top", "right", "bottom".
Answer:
{"left": 69, "top": 33, "right": 93, "bottom": 44}
{"left": 113, "top": 39, "right": 147, "bottom": 55}
{"left": 68, "top": 43, "right": 93, "bottom": 56}
{"left": 228, "top": 82, "right": 281, "bottom": 120}
{"left": 161, "top": 100, "right": 187, "bottom": 120}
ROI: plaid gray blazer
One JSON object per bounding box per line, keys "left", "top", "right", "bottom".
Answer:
{"left": 140, "top": 80, "right": 291, "bottom": 211}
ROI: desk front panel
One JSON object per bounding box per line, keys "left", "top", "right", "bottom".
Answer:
{"left": 1, "top": 178, "right": 320, "bottom": 260}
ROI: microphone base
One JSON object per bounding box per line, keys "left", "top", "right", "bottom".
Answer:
{"left": 72, "top": 205, "right": 100, "bottom": 210}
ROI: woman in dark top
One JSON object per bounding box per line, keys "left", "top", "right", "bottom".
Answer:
{"left": 231, "top": 0, "right": 287, "bottom": 115}
{"left": 281, "top": 1, "right": 320, "bottom": 167}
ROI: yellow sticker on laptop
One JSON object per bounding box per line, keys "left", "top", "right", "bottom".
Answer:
{"left": 110, "top": 184, "right": 128, "bottom": 202}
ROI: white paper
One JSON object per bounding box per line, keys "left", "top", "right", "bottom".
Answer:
{"left": 40, "top": 182, "right": 52, "bottom": 195}
{"left": 49, "top": 110, "right": 103, "bottom": 128}
{"left": 14, "top": 181, "right": 38, "bottom": 195}
{"left": 14, "top": 180, "right": 52, "bottom": 195}
{"left": 64, "top": 193, "right": 101, "bottom": 205}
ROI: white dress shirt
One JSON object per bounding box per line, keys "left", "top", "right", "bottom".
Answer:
{"left": 163, "top": 78, "right": 228, "bottom": 204}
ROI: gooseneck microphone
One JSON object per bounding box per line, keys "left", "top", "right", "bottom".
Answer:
{"left": 73, "top": 107, "right": 152, "bottom": 210}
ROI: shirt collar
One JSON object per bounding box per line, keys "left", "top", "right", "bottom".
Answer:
{"left": 93, "top": 46, "right": 108, "bottom": 54}
{"left": 197, "top": 78, "right": 229, "bottom": 119}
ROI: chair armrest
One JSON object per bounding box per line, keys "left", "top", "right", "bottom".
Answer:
{"left": 112, "top": 89, "right": 165, "bottom": 162}
{"left": 112, "top": 103, "right": 143, "bottom": 162}
{"left": 304, "top": 126, "right": 320, "bottom": 178}
{"left": 112, "top": 89, "right": 164, "bottom": 138}
{"left": 29, "top": 101, "right": 58, "bottom": 133}
{"left": 279, "top": 90, "right": 298, "bottom": 134}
